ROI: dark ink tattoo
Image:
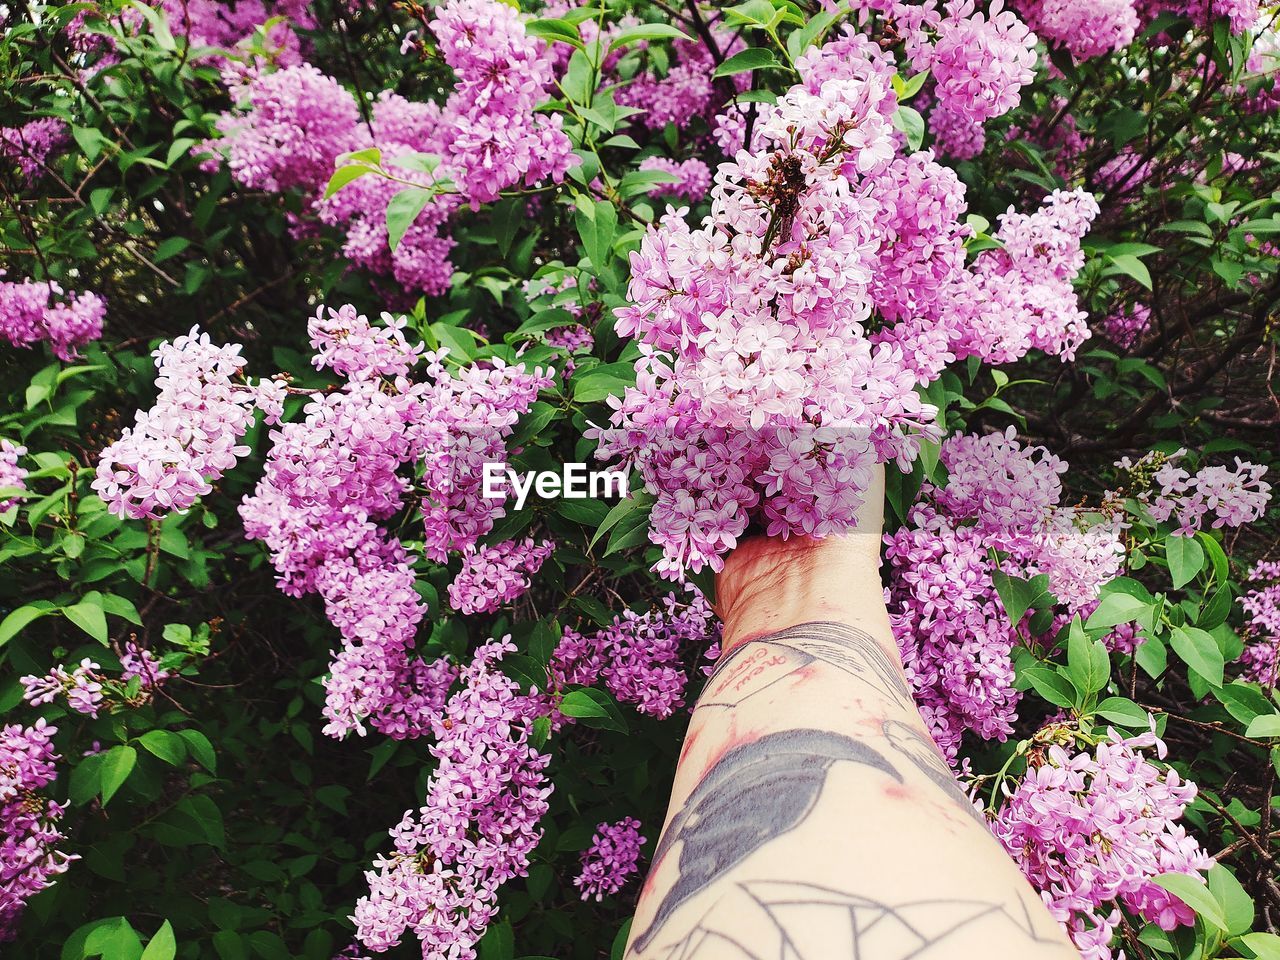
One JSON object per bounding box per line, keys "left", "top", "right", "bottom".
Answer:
{"left": 650, "top": 880, "right": 1076, "bottom": 959}
{"left": 631, "top": 729, "right": 901, "bottom": 953}
{"left": 705, "top": 621, "right": 914, "bottom": 709}
{"left": 881, "top": 720, "right": 987, "bottom": 827}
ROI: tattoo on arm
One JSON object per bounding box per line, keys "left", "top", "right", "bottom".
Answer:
{"left": 631, "top": 729, "right": 901, "bottom": 954}
{"left": 650, "top": 880, "right": 1076, "bottom": 960}
{"left": 703, "top": 621, "right": 914, "bottom": 710}
{"left": 881, "top": 720, "right": 987, "bottom": 827}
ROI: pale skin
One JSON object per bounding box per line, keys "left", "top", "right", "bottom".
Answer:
{"left": 626, "top": 467, "right": 1080, "bottom": 960}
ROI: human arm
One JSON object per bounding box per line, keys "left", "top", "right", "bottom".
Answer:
{"left": 625, "top": 469, "right": 1079, "bottom": 960}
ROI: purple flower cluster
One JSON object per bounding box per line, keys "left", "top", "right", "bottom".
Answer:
{"left": 1102, "top": 301, "right": 1152, "bottom": 348}
{"left": 639, "top": 156, "right": 713, "bottom": 202}
{"left": 550, "top": 592, "right": 717, "bottom": 719}
{"left": 0, "top": 119, "right": 69, "bottom": 183}
{"left": 448, "top": 538, "right": 555, "bottom": 615}
{"left": 1015, "top": 0, "right": 1140, "bottom": 60}
{"left": 94, "top": 328, "right": 257, "bottom": 519}
{"left": 0, "top": 276, "right": 105, "bottom": 361}
{"left": 990, "top": 727, "right": 1213, "bottom": 960}
{"left": 1118, "top": 450, "right": 1272, "bottom": 535}
{"left": 1240, "top": 560, "right": 1280, "bottom": 686}
{"left": 352, "top": 638, "right": 551, "bottom": 960}
{"left": 1, "top": 720, "right": 75, "bottom": 942}
{"left": 21, "top": 645, "right": 171, "bottom": 717}
{"left": 0, "top": 440, "right": 26, "bottom": 512}
{"left": 575, "top": 817, "right": 646, "bottom": 901}
{"left": 234, "top": 305, "right": 550, "bottom": 737}
{"left": 206, "top": 0, "right": 572, "bottom": 296}
{"left": 886, "top": 429, "right": 1123, "bottom": 760}
{"left": 598, "top": 33, "right": 1097, "bottom": 578}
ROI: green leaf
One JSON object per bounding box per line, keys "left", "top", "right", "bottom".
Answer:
{"left": 1207, "top": 865, "right": 1254, "bottom": 936}
{"left": 140, "top": 921, "right": 177, "bottom": 960}
{"left": 892, "top": 105, "right": 925, "bottom": 151}
{"left": 1152, "top": 873, "right": 1227, "bottom": 931}
{"left": 1022, "top": 667, "right": 1076, "bottom": 709}
{"left": 590, "top": 491, "right": 652, "bottom": 549}
{"left": 153, "top": 236, "right": 190, "bottom": 263}
{"left": 1085, "top": 592, "right": 1149, "bottom": 630}
{"left": 1215, "top": 682, "right": 1273, "bottom": 725}
{"left": 1095, "top": 697, "right": 1151, "bottom": 727}
{"left": 1166, "top": 535, "right": 1205, "bottom": 589}
{"left": 85, "top": 916, "right": 144, "bottom": 960}
{"left": 608, "top": 23, "right": 691, "bottom": 50}
{"left": 611, "top": 919, "right": 633, "bottom": 960}
{"left": 323, "top": 162, "right": 376, "bottom": 200}
{"left": 575, "top": 199, "right": 618, "bottom": 269}
{"left": 478, "top": 919, "right": 515, "bottom": 960}
{"left": 1239, "top": 932, "right": 1280, "bottom": 959}
{"left": 560, "top": 687, "right": 628, "bottom": 733}
{"left": 712, "top": 47, "right": 778, "bottom": 78}
{"left": 1245, "top": 714, "right": 1280, "bottom": 739}
{"left": 178, "top": 729, "right": 217, "bottom": 773}
{"left": 1169, "top": 625, "right": 1224, "bottom": 688}
{"left": 139, "top": 730, "right": 188, "bottom": 766}
{"left": 64, "top": 600, "right": 109, "bottom": 644}
{"left": 1106, "top": 253, "right": 1153, "bottom": 289}
{"left": 1067, "top": 621, "right": 1110, "bottom": 700}
{"left": 386, "top": 187, "right": 436, "bottom": 252}
{"left": 100, "top": 745, "right": 138, "bottom": 806}
{"left": 525, "top": 17, "right": 584, "bottom": 49}
{"left": 0, "top": 602, "right": 54, "bottom": 647}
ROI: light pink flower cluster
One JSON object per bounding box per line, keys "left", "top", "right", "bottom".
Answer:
{"left": 1120, "top": 451, "right": 1272, "bottom": 535}
{"left": 448, "top": 538, "right": 555, "bottom": 615}
{"left": 206, "top": 0, "right": 572, "bottom": 294}
{"left": 600, "top": 34, "right": 1097, "bottom": 577}
{"left": 990, "top": 727, "right": 1213, "bottom": 960}
{"left": 237, "top": 306, "right": 550, "bottom": 737}
{"left": 0, "top": 440, "right": 26, "bottom": 512}
{"left": 352, "top": 638, "right": 551, "bottom": 960}
{"left": 1240, "top": 560, "right": 1280, "bottom": 686}
{"left": 159, "top": 0, "right": 315, "bottom": 74}
{"left": 617, "top": 31, "right": 747, "bottom": 131}
{"left": 550, "top": 593, "right": 717, "bottom": 719}
{"left": 575, "top": 817, "right": 645, "bottom": 901}
{"left": 0, "top": 277, "right": 106, "bottom": 361}
{"left": 886, "top": 430, "right": 1123, "bottom": 760}
{"left": 1136, "top": 0, "right": 1259, "bottom": 34}
{"left": 0, "top": 119, "right": 69, "bottom": 183}
{"left": 20, "top": 645, "right": 170, "bottom": 717}
{"left": 94, "top": 328, "right": 258, "bottom": 519}
{"left": 0, "top": 720, "right": 75, "bottom": 942}
{"left": 1015, "top": 0, "right": 1140, "bottom": 60}
{"left": 429, "top": 0, "right": 574, "bottom": 205}
{"left": 639, "top": 156, "right": 713, "bottom": 202}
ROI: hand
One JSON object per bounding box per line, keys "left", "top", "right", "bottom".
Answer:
{"left": 714, "top": 464, "right": 889, "bottom": 655}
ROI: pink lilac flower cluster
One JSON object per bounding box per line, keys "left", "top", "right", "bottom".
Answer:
{"left": 352, "top": 638, "right": 551, "bottom": 960}
{"left": 1102, "top": 301, "right": 1152, "bottom": 348}
{"left": 1240, "top": 560, "right": 1280, "bottom": 685}
{"left": 1, "top": 720, "right": 76, "bottom": 941}
{"left": 575, "top": 817, "right": 646, "bottom": 901}
{"left": 599, "top": 34, "right": 1097, "bottom": 578}
{"left": 448, "top": 538, "right": 555, "bottom": 615}
{"left": 990, "top": 726, "right": 1213, "bottom": 960}
{"left": 550, "top": 592, "right": 717, "bottom": 719}
{"left": 94, "top": 328, "right": 259, "bottom": 520}
{"left": 236, "top": 305, "right": 551, "bottom": 737}
{"left": 639, "top": 156, "right": 713, "bottom": 202}
{"left": 0, "top": 440, "right": 26, "bottom": 512}
{"left": 158, "top": 0, "right": 315, "bottom": 76}
{"left": 20, "top": 645, "right": 170, "bottom": 717}
{"left": 0, "top": 119, "right": 69, "bottom": 183}
{"left": 886, "top": 429, "right": 1124, "bottom": 760}
{"left": 205, "top": 0, "right": 571, "bottom": 295}
{"left": 1118, "top": 450, "right": 1272, "bottom": 535}
{"left": 0, "top": 276, "right": 106, "bottom": 361}
{"left": 429, "top": 0, "right": 574, "bottom": 205}
{"left": 617, "top": 31, "right": 748, "bottom": 131}
{"left": 1135, "top": 0, "right": 1260, "bottom": 34}
{"left": 1014, "top": 0, "right": 1140, "bottom": 60}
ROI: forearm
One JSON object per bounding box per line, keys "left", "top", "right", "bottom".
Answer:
{"left": 627, "top": 541, "right": 1077, "bottom": 960}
